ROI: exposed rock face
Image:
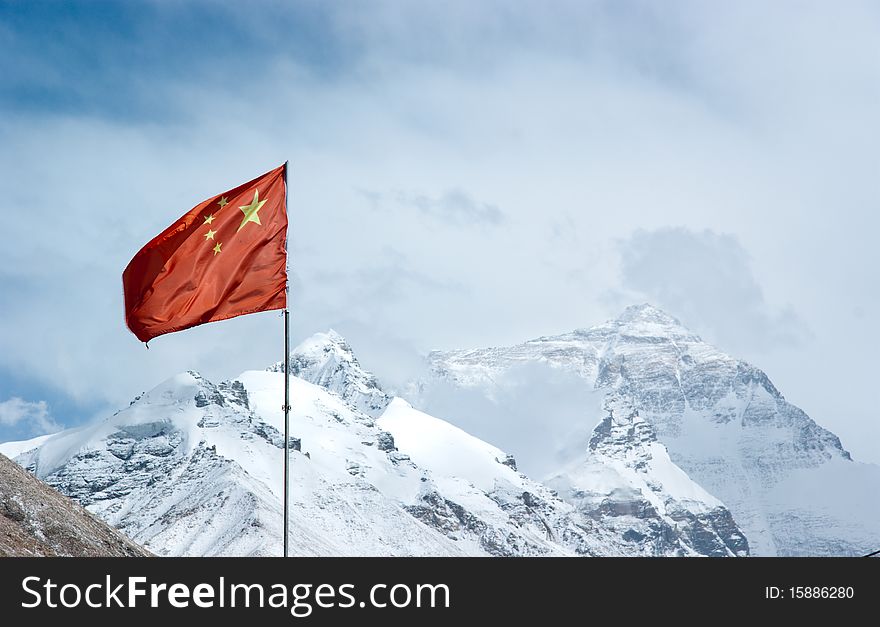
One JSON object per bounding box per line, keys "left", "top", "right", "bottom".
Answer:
{"left": 547, "top": 395, "right": 748, "bottom": 556}
{"left": 0, "top": 453, "right": 149, "bottom": 557}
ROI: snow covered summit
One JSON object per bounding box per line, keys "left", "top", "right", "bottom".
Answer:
{"left": 416, "top": 304, "right": 880, "bottom": 556}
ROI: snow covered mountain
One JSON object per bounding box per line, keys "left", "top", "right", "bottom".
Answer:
{"left": 0, "top": 332, "right": 647, "bottom": 557}
{"left": 413, "top": 304, "right": 880, "bottom": 556}
{"left": 280, "top": 332, "right": 747, "bottom": 556}
{"left": 0, "top": 328, "right": 750, "bottom": 557}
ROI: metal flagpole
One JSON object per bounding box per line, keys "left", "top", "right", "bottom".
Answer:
{"left": 283, "top": 308, "right": 290, "bottom": 557}
{"left": 283, "top": 161, "right": 290, "bottom": 558}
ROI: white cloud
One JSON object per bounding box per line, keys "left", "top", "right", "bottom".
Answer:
{"left": 614, "top": 227, "right": 810, "bottom": 353}
{"left": 394, "top": 189, "right": 505, "bottom": 226}
{"left": 412, "top": 362, "right": 604, "bottom": 478}
{"left": 0, "top": 398, "right": 60, "bottom": 435}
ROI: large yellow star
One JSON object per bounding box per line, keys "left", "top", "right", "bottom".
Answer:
{"left": 204, "top": 229, "right": 216, "bottom": 241}
{"left": 237, "top": 190, "right": 267, "bottom": 233}
{"left": 213, "top": 242, "right": 222, "bottom": 255}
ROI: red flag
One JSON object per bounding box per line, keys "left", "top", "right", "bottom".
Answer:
{"left": 123, "top": 164, "right": 288, "bottom": 343}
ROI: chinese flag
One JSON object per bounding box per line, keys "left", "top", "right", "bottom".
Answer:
{"left": 123, "top": 164, "right": 288, "bottom": 343}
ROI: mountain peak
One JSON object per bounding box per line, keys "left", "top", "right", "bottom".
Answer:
{"left": 614, "top": 303, "right": 683, "bottom": 327}
{"left": 570, "top": 304, "right": 697, "bottom": 343}
{"left": 267, "top": 330, "right": 355, "bottom": 377}
{"left": 292, "top": 329, "right": 352, "bottom": 360}
{"left": 271, "top": 330, "right": 392, "bottom": 417}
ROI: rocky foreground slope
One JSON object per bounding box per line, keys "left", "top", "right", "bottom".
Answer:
{"left": 0, "top": 452, "right": 149, "bottom": 557}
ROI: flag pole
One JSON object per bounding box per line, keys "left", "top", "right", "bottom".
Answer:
{"left": 283, "top": 308, "right": 290, "bottom": 557}
{"left": 283, "top": 161, "right": 290, "bottom": 559}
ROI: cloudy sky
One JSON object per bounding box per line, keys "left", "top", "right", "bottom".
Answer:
{"left": 0, "top": 1, "right": 877, "bottom": 462}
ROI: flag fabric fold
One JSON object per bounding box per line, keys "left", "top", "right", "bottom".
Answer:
{"left": 123, "top": 163, "right": 288, "bottom": 343}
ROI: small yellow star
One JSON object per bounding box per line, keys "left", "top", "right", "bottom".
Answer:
{"left": 213, "top": 242, "right": 222, "bottom": 255}
{"left": 204, "top": 229, "right": 216, "bottom": 241}
{"left": 217, "top": 196, "right": 228, "bottom": 208}
{"left": 204, "top": 214, "right": 215, "bottom": 225}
